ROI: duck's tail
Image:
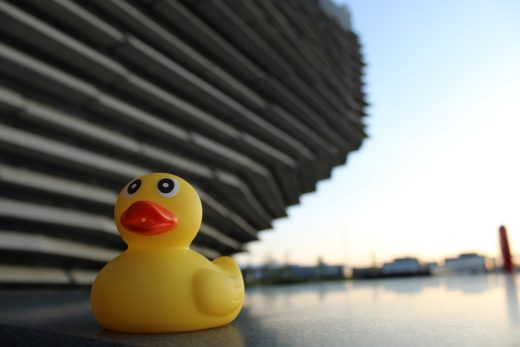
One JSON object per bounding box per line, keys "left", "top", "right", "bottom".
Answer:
{"left": 212, "top": 256, "right": 244, "bottom": 300}
{"left": 193, "top": 256, "right": 244, "bottom": 316}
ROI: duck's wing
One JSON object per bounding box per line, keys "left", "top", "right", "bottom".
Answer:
{"left": 193, "top": 256, "right": 244, "bottom": 316}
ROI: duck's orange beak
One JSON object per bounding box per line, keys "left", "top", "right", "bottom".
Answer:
{"left": 121, "top": 201, "right": 177, "bottom": 235}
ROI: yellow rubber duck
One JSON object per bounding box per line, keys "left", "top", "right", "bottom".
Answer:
{"left": 91, "top": 173, "right": 244, "bottom": 333}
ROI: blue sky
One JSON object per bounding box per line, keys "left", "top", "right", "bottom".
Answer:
{"left": 235, "top": 0, "right": 520, "bottom": 267}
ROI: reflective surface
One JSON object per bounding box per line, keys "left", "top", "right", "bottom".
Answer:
{"left": 243, "top": 274, "right": 520, "bottom": 346}
{"left": 1, "top": 274, "right": 519, "bottom": 346}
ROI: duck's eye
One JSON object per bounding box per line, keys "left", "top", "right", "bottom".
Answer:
{"left": 126, "top": 179, "right": 141, "bottom": 196}
{"left": 157, "top": 178, "right": 179, "bottom": 197}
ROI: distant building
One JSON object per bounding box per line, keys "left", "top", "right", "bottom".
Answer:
{"left": 381, "top": 257, "right": 429, "bottom": 276}
{"left": 352, "top": 257, "right": 432, "bottom": 279}
{"left": 315, "top": 264, "right": 345, "bottom": 279}
{"left": 352, "top": 267, "right": 381, "bottom": 279}
{"left": 242, "top": 263, "right": 345, "bottom": 284}
{"left": 424, "top": 262, "right": 440, "bottom": 274}
{"left": 243, "top": 265, "right": 266, "bottom": 284}
{"left": 444, "top": 253, "right": 492, "bottom": 274}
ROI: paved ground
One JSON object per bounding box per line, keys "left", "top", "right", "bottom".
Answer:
{"left": 1, "top": 274, "right": 519, "bottom": 346}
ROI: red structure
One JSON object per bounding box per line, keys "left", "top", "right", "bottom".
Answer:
{"left": 499, "top": 225, "right": 514, "bottom": 273}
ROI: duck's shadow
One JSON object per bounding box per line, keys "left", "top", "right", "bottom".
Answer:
{"left": 95, "top": 320, "right": 244, "bottom": 347}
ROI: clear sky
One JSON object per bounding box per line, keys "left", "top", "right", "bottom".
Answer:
{"left": 235, "top": 0, "right": 520, "bottom": 268}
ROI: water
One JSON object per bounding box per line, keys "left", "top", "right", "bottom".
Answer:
{"left": 240, "top": 274, "right": 520, "bottom": 347}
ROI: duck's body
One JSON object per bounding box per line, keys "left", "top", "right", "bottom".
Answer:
{"left": 90, "top": 173, "right": 244, "bottom": 333}
{"left": 92, "top": 249, "right": 243, "bottom": 333}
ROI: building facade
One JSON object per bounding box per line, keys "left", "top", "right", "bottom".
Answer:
{"left": 444, "top": 253, "right": 492, "bottom": 274}
{"left": 381, "top": 257, "right": 431, "bottom": 277}
{"left": 0, "top": 0, "right": 366, "bottom": 285}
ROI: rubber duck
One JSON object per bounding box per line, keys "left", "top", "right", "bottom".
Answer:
{"left": 91, "top": 173, "right": 244, "bottom": 333}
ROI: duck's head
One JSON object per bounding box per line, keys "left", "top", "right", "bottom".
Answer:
{"left": 114, "top": 173, "right": 202, "bottom": 248}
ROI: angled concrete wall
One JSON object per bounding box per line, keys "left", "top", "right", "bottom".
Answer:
{"left": 0, "top": 0, "right": 366, "bottom": 285}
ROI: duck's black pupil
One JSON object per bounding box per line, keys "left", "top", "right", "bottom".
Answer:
{"left": 127, "top": 179, "right": 141, "bottom": 195}
{"left": 158, "top": 178, "right": 174, "bottom": 193}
